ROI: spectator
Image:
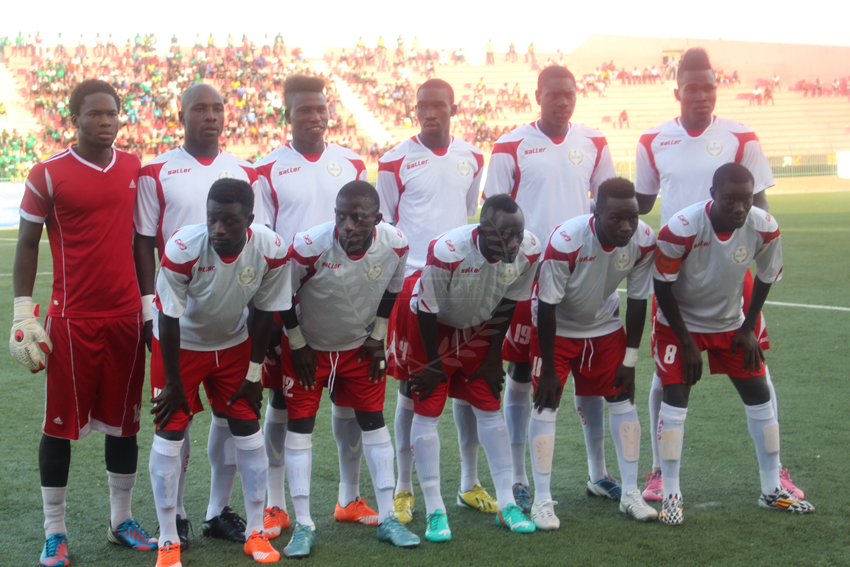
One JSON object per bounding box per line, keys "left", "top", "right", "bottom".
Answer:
{"left": 618, "top": 109, "right": 629, "bottom": 128}
{"left": 763, "top": 85, "right": 775, "bottom": 105}
{"left": 485, "top": 40, "right": 494, "bottom": 65}
{"left": 773, "top": 74, "right": 781, "bottom": 92}
{"left": 814, "top": 78, "right": 823, "bottom": 96}
{"left": 750, "top": 85, "right": 763, "bottom": 105}
{"left": 506, "top": 41, "right": 517, "bottom": 63}
{"left": 526, "top": 42, "right": 536, "bottom": 64}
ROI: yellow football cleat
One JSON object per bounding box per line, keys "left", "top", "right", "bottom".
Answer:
{"left": 457, "top": 484, "right": 498, "bottom": 513}
{"left": 393, "top": 491, "right": 415, "bottom": 523}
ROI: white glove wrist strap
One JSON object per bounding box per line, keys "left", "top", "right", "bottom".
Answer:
{"left": 245, "top": 361, "right": 262, "bottom": 383}
{"left": 141, "top": 294, "right": 154, "bottom": 323}
{"left": 13, "top": 298, "right": 37, "bottom": 320}
{"left": 622, "top": 347, "right": 639, "bottom": 368}
{"left": 287, "top": 325, "right": 307, "bottom": 350}
{"left": 370, "top": 317, "right": 388, "bottom": 341}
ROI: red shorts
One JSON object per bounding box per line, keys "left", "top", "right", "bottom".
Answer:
{"left": 408, "top": 321, "right": 500, "bottom": 417}
{"left": 44, "top": 315, "right": 145, "bottom": 440}
{"left": 652, "top": 322, "right": 766, "bottom": 385}
{"left": 285, "top": 348, "right": 385, "bottom": 420}
{"left": 502, "top": 298, "right": 534, "bottom": 363}
{"left": 529, "top": 326, "right": 626, "bottom": 398}
{"left": 386, "top": 272, "right": 420, "bottom": 381}
{"left": 151, "top": 338, "right": 255, "bottom": 431}
{"left": 262, "top": 324, "right": 296, "bottom": 392}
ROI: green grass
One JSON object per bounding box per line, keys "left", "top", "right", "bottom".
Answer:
{"left": 1, "top": 193, "right": 848, "bottom": 566}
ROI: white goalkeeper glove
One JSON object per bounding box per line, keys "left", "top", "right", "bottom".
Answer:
{"left": 9, "top": 298, "right": 53, "bottom": 373}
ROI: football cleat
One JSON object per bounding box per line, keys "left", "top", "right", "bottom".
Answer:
{"left": 40, "top": 533, "right": 69, "bottom": 567}
{"left": 619, "top": 489, "right": 658, "bottom": 522}
{"left": 175, "top": 516, "right": 191, "bottom": 551}
{"left": 202, "top": 506, "right": 246, "bottom": 543}
{"left": 512, "top": 483, "right": 532, "bottom": 513}
{"left": 155, "top": 541, "right": 181, "bottom": 567}
{"left": 779, "top": 469, "right": 805, "bottom": 499}
{"left": 263, "top": 506, "right": 290, "bottom": 538}
{"left": 283, "top": 523, "right": 316, "bottom": 559}
{"left": 759, "top": 487, "right": 815, "bottom": 514}
{"left": 496, "top": 503, "right": 536, "bottom": 533}
{"left": 457, "top": 484, "right": 498, "bottom": 513}
{"left": 244, "top": 530, "right": 280, "bottom": 563}
{"left": 659, "top": 494, "right": 684, "bottom": 526}
{"left": 530, "top": 499, "right": 560, "bottom": 531}
{"left": 107, "top": 518, "right": 158, "bottom": 550}
{"left": 334, "top": 497, "right": 379, "bottom": 526}
{"left": 377, "top": 515, "right": 421, "bottom": 548}
{"left": 641, "top": 470, "right": 663, "bottom": 502}
{"left": 587, "top": 474, "right": 622, "bottom": 501}
{"left": 393, "top": 491, "right": 415, "bottom": 523}
{"left": 424, "top": 509, "right": 452, "bottom": 542}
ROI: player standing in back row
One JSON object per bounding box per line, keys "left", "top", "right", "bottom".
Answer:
{"left": 377, "top": 78, "right": 488, "bottom": 523}
{"left": 484, "top": 65, "right": 616, "bottom": 510}
{"left": 634, "top": 47, "right": 803, "bottom": 502}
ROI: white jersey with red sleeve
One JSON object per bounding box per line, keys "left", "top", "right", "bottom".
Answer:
{"left": 20, "top": 147, "right": 141, "bottom": 318}
{"left": 536, "top": 215, "right": 656, "bottom": 338}
{"left": 290, "top": 222, "right": 409, "bottom": 352}
{"left": 483, "top": 121, "right": 616, "bottom": 241}
{"left": 635, "top": 116, "right": 775, "bottom": 226}
{"left": 254, "top": 143, "right": 368, "bottom": 246}
{"left": 134, "top": 147, "right": 260, "bottom": 254}
{"left": 414, "top": 225, "right": 542, "bottom": 330}
{"left": 377, "top": 135, "right": 483, "bottom": 276}
{"left": 652, "top": 200, "right": 782, "bottom": 333}
{"left": 153, "top": 223, "right": 291, "bottom": 351}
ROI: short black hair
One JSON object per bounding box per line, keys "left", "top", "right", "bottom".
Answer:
{"left": 69, "top": 79, "right": 120, "bottom": 116}
{"left": 207, "top": 178, "right": 254, "bottom": 215}
{"left": 418, "top": 78, "right": 454, "bottom": 104}
{"left": 596, "top": 177, "right": 636, "bottom": 213}
{"left": 537, "top": 65, "right": 576, "bottom": 91}
{"left": 481, "top": 193, "right": 521, "bottom": 221}
{"left": 712, "top": 163, "right": 754, "bottom": 190}
{"left": 283, "top": 74, "right": 326, "bottom": 109}
{"left": 337, "top": 179, "right": 379, "bottom": 210}
{"left": 677, "top": 48, "right": 713, "bottom": 85}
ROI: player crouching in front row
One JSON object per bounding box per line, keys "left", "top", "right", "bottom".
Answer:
{"left": 150, "top": 179, "right": 291, "bottom": 566}
{"left": 652, "top": 163, "right": 814, "bottom": 525}
{"left": 280, "top": 181, "right": 420, "bottom": 559}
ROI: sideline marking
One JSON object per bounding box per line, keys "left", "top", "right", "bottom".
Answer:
{"left": 615, "top": 289, "right": 850, "bottom": 312}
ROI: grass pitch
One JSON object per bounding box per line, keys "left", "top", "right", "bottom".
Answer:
{"left": 0, "top": 192, "right": 848, "bottom": 566}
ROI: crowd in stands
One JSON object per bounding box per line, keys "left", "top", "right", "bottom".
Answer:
{"left": 0, "top": 128, "right": 42, "bottom": 178}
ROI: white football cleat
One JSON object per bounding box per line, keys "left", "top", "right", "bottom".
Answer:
{"left": 619, "top": 489, "right": 658, "bottom": 522}
{"left": 530, "top": 499, "right": 560, "bottom": 531}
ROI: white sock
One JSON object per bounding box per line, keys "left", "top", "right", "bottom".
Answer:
{"left": 472, "top": 407, "right": 514, "bottom": 510}
{"left": 453, "top": 399, "right": 480, "bottom": 492}
{"left": 745, "top": 401, "right": 781, "bottom": 494}
{"left": 149, "top": 435, "right": 184, "bottom": 545}
{"left": 234, "top": 430, "right": 268, "bottom": 536}
{"left": 648, "top": 373, "right": 663, "bottom": 470}
{"left": 608, "top": 400, "right": 641, "bottom": 493}
{"left": 575, "top": 395, "right": 607, "bottom": 482}
{"left": 764, "top": 365, "right": 783, "bottom": 469}
{"left": 658, "top": 402, "right": 688, "bottom": 498}
{"left": 412, "top": 413, "right": 444, "bottom": 514}
{"left": 528, "top": 408, "right": 558, "bottom": 502}
{"left": 362, "top": 426, "right": 395, "bottom": 524}
{"left": 394, "top": 393, "right": 415, "bottom": 494}
{"left": 264, "top": 404, "right": 288, "bottom": 511}
{"left": 285, "top": 432, "right": 314, "bottom": 528}
{"left": 332, "top": 404, "right": 363, "bottom": 507}
{"left": 206, "top": 416, "right": 237, "bottom": 521}
{"left": 107, "top": 472, "right": 136, "bottom": 527}
{"left": 176, "top": 420, "right": 192, "bottom": 518}
{"left": 504, "top": 376, "right": 532, "bottom": 486}
{"left": 42, "top": 487, "right": 67, "bottom": 537}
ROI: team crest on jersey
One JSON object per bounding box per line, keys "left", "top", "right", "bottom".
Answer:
{"left": 499, "top": 265, "right": 518, "bottom": 284}
{"left": 218, "top": 171, "right": 236, "bottom": 179}
{"left": 732, "top": 246, "right": 750, "bottom": 264}
{"left": 568, "top": 149, "right": 584, "bottom": 166}
{"left": 615, "top": 252, "right": 631, "bottom": 270}
{"left": 706, "top": 141, "right": 723, "bottom": 157}
{"left": 457, "top": 160, "right": 472, "bottom": 177}
{"left": 326, "top": 162, "right": 343, "bottom": 177}
{"left": 366, "top": 264, "right": 384, "bottom": 281}
{"left": 238, "top": 267, "right": 258, "bottom": 286}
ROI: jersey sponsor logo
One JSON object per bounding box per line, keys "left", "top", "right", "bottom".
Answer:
{"left": 706, "top": 141, "right": 723, "bottom": 157}
{"left": 167, "top": 168, "right": 192, "bottom": 175}
{"left": 615, "top": 252, "right": 631, "bottom": 270}
{"left": 326, "top": 161, "right": 343, "bottom": 177}
{"left": 445, "top": 240, "right": 455, "bottom": 252}
{"left": 524, "top": 147, "right": 546, "bottom": 155}
{"left": 238, "top": 267, "right": 258, "bottom": 286}
{"left": 218, "top": 171, "right": 236, "bottom": 179}
{"left": 499, "top": 265, "right": 518, "bottom": 284}
{"left": 366, "top": 264, "right": 384, "bottom": 281}
{"left": 175, "top": 239, "right": 187, "bottom": 250}
{"left": 456, "top": 159, "right": 472, "bottom": 177}
{"left": 559, "top": 230, "right": 571, "bottom": 242}
{"left": 568, "top": 149, "right": 584, "bottom": 166}
{"left": 303, "top": 235, "right": 313, "bottom": 244}
{"left": 693, "top": 241, "right": 710, "bottom": 250}
{"left": 659, "top": 139, "right": 681, "bottom": 147}
{"left": 406, "top": 159, "right": 429, "bottom": 170}
{"left": 460, "top": 266, "right": 480, "bottom": 274}
{"left": 677, "top": 215, "right": 689, "bottom": 226}
{"left": 732, "top": 246, "right": 751, "bottom": 264}
{"left": 579, "top": 255, "right": 596, "bottom": 263}
{"left": 129, "top": 179, "right": 137, "bottom": 189}
{"left": 198, "top": 265, "right": 216, "bottom": 272}
{"left": 279, "top": 167, "right": 302, "bottom": 175}
{"left": 322, "top": 261, "right": 341, "bottom": 269}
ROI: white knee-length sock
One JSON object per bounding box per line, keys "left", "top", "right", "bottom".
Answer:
{"left": 745, "top": 400, "right": 781, "bottom": 494}
{"left": 206, "top": 416, "right": 237, "bottom": 521}
{"left": 264, "top": 404, "right": 288, "bottom": 511}
{"left": 648, "top": 372, "right": 663, "bottom": 469}
{"left": 504, "top": 375, "right": 532, "bottom": 486}
{"left": 528, "top": 408, "right": 558, "bottom": 502}
{"left": 362, "top": 426, "right": 395, "bottom": 524}
{"left": 234, "top": 431, "right": 268, "bottom": 536}
{"left": 394, "top": 393, "right": 415, "bottom": 494}
{"left": 332, "top": 404, "right": 363, "bottom": 507}
{"left": 763, "top": 365, "right": 783, "bottom": 469}
{"left": 453, "top": 399, "right": 480, "bottom": 492}
{"left": 608, "top": 400, "right": 641, "bottom": 493}
{"left": 107, "top": 472, "right": 136, "bottom": 527}
{"left": 42, "top": 487, "right": 67, "bottom": 537}
{"left": 472, "top": 407, "right": 514, "bottom": 509}
{"left": 176, "top": 419, "right": 192, "bottom": 519}
{"left": 575, "top": 395, "right": 607, "bottom": 482}
{"left": 412, "top": 414, "right": 444, "bottom": 514}
{"left": 149, "top": 436, "right": 183, "bottom": 546}
{"left": 285, "top": 432, "right": 314, "bottom": 528}
{"left": 658, "top": 403, "right": 688, "bottom": 498}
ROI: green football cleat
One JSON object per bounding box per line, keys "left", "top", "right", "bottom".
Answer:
{"left": 496, "top": 503, "right": 536, "bottom": 533}
{"left": 283, "top": 523, "right": 316, "bottom": 559}
{"left": 424, "top": 509, "right": 452, "bottom": 543}
{"left": 377, "top": 515, "right": 420, "bottom": 548}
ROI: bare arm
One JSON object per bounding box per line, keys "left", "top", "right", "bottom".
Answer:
{"left": 13, "top": 218, "right": 44, "bottom": 297}
{"left": 133, "top": 233, "right": 157, "bottom": 296}
{"left": 637, "top": 193, "right": 657, "bottom": 215}
{"left": 654, "top": 279, "right": 702, "bottom": 385}
{"left": 151, "top": 312, "right": 191, "bottom": 428}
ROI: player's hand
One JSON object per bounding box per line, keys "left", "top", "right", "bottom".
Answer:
{"left": 680, "top": 339, "right": 703, "bottom": 386}
{"left": 466, "top": 353, "right": 505, "bottom": 400}
{"left": 151, "top": 383, "right": 191, "bottom": 429}
{"left": 731, "top": 327, "right": 764, "bottom": 375}
{"left": 359, "top": 337, "right": 386, "bottom": 384}
{"left": 9, "top": 301, "right": 53, "bottom": 373}
{"left": 143, "top": 320, "right": 153, "bottom": 352}
{"left": 533, "top": 364, "right": 562, "bottom": 411}
{"left": 613, "top": 364, "right": 636, "bottom": 405}
{"left": 291, "top": 344, "right": 318, "bottom": 390}
{"left": 410, "top": 365, "right": 449, "bottom": 401}
{"left": 228, "top": 379, "right": 264, "bottom": 418}
{"left": 265, "top": 326, "right": 283, "bottom": 366}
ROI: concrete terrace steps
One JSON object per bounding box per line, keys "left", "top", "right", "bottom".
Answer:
{"left": 0, "top": 64, "right": 42, "bottom": 134}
